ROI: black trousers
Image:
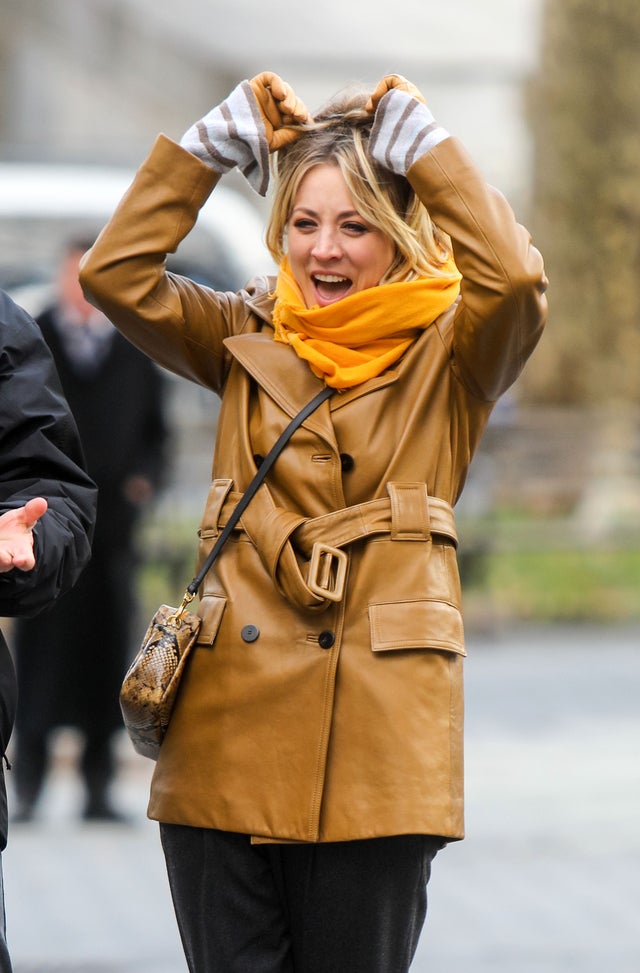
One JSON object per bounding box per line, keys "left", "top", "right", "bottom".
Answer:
{"left": 13, "top": 726, "right": 116, "bottom": 813}
{"left": 160, "top": 825, "right": 444, "bottom": 973}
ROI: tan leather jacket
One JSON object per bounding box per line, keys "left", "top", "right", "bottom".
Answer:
{"left": 81, "top": 133, "right": 547, "bottom": 842}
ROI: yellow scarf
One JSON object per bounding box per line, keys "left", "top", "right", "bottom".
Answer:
{"left": 272, "top": 257, "right": 462, "bottom": 389}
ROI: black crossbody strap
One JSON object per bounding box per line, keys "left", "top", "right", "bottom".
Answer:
{"left": 184, "top": 385, "right": 336, "bottom": 599}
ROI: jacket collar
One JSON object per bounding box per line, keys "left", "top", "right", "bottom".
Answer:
{"left": 244, "top": 277, "right": 277, "bottom": 325}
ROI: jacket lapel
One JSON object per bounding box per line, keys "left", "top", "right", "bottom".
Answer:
{"left": 223, "top": 333, "right": 318, "bottom": 411}
{"left": 224, "top": 332, "right": 338, "bottom": 445}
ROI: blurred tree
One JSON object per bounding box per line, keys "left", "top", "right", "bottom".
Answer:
{"left": 523, "top": 0, "right": 640, "bottom": 405}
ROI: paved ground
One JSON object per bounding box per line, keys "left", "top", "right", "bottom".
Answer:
{"left": 3, "top": 623, "right": 639, "bottom": 972}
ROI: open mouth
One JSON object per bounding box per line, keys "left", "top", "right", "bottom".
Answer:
{"left": 312, "top": 273, "right": 352, "bottom": 304}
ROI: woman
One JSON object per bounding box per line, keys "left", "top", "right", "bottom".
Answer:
{"left": 81, "top": 72, "right": 547, "bottom": 973}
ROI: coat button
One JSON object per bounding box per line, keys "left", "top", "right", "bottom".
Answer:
{"left": 340, "top": 453, "right": 355, "bottom": 473}
{"left": 241, "top": 624, "right": 260, "bottom": 643}
{"left": 318, "top": 630, "right": 335, "bottom": 649}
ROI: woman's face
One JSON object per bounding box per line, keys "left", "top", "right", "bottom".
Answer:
{"left": 286, "top": 163, "right": 395, "bottom": 309}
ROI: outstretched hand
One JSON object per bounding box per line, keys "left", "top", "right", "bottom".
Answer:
{"left": 249, "top": 72, "right": 311, "bottom": 151}
{"left": 0, "top": 497, "right": 48, "bottom": 573}
{"left": 365, "top": 74, "right": 426, "bottom": 114}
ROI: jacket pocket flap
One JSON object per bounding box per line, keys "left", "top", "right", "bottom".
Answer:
{"left": 369, "top": 599, "right": 465, "bottom": 655}
{"left": 196, "top": 594, "right": 227, "bottom": 645}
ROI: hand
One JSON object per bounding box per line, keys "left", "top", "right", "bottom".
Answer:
{"left": 0, "top": 497, "right": 48, "bottom": 573}
{"left": 180, "top": 74, "right": 310, "bottom": 195}
{"left": 366, "top": 75, "right": 448, "bottom": 176}
{"left": 249, "top": 72, "right": 311, "bottom": 151}
{"left": 365, "top": 74, "right": 426, "bottom": 114}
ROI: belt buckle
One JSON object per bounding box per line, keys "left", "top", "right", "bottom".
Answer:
{"left": 308, "top": 542, "right": 348, "bottom": 603}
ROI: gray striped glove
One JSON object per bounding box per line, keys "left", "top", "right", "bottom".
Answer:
{"left": 366, "top": 75, "right": 449, "bottom": 176}
{"left": 180, "top": 74, "right": 309, "bottom": 197}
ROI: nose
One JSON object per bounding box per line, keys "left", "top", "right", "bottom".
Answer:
{"left": 311, "top": 227, "right": 342, "bottom": 261}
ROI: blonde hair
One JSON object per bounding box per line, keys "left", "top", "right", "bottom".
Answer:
{"left": 265, "top": 89, "right": 453, "bottom": 282}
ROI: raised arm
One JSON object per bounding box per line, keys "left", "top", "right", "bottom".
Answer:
{"left": 368, "top": 74, "right": 548, "bottom": 401}
{"left": 80, "top": 73, "right": 309, "bottom": 391}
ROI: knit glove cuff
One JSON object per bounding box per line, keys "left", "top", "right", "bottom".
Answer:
{"left": 180, "top": 80, "right": 270, "bottom": 196}
{"left": 369, "top": 90, "right": 449, "bottom": 176}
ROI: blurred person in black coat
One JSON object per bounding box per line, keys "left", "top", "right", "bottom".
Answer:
{"left": 12, "top": 239, "right": 169, "bottom": 823}
{"left": 0, "top": 287, "right": 97, "bottom": 972}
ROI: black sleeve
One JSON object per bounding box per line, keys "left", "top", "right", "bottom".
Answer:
{"left": 0, "top": 291, "right": 97, "bottom": 616}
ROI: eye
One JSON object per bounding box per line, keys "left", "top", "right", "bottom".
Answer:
{"left": 291, "top": 218, "right": 316, "bottom": 231}
{"left": 342, "top": 221, "right": 369, "bottom": 235}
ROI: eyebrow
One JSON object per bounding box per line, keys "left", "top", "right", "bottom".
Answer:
{"left": 291, "top": 206, "right": 363, "bottom": 220}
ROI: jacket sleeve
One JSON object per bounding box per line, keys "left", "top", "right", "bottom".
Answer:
{"left": 0, "top": 292, "right": 97, "bottom": 616}
{"left": 407, "top": 137, "right": 548, "bottom": 402}
{"left": 79, "top": 135, "right": 253, "bottom": 394}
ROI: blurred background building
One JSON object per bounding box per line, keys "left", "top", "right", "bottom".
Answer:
{"left": 1, "top": 0, "right": 541, "bottom": 194}
{"left": 3, "top": 0, "right": 640, "bottom": 627}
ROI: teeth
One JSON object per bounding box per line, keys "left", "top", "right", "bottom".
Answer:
{"left": 314, "top": 274, "right": 348, "bottom": 283}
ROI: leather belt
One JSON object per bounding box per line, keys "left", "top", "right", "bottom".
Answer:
{"left": 214, "top": 483, "right": 457, "bottom": 609}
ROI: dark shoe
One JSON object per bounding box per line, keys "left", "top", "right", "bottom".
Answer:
{"left": 82, "top": 799, "right": 129, "bottom": 823}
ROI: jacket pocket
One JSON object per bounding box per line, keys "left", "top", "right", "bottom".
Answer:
{"left": 368, "top": 599, "right": 465, "bottom": 655}
{"left": 195, "top": 593, "right": 227, "bottom": 646}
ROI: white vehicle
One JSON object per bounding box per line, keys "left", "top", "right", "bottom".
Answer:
{"left": 0, "top": 161, "right": 274, "bottom": 316}
{"left": 0, "top": 161, "right": 276, "bottom": 518}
